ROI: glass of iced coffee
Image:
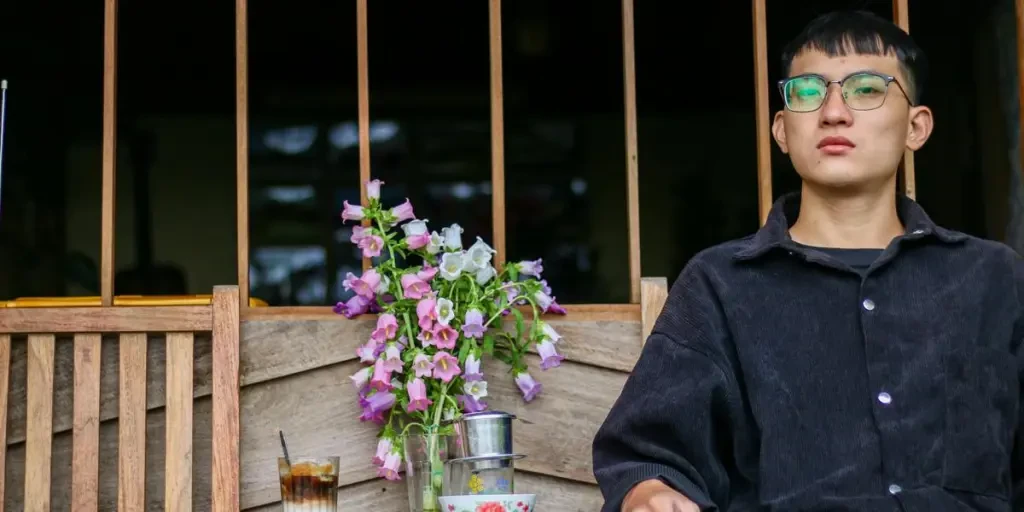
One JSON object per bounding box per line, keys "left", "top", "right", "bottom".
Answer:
{"left": 278, "top": 456, "right": 340, "bottom": 512}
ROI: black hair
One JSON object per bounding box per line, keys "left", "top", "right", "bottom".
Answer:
{"left": 780, "top": 10, "right": 927, "bottom": 103}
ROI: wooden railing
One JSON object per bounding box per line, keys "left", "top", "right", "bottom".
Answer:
{"left": 0, "top": 286, "right": 240, "bottom": 511}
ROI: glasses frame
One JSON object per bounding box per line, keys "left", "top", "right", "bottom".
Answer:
{"left": 776, "top": 70, "right": 914, "bottom": 113}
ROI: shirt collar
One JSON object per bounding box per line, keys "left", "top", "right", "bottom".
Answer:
{"left": 733, "top": 191, "right": 967, "bottom": 261}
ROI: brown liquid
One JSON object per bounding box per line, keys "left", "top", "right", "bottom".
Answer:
{"left": 280, "top": 462, "right": 339, "bottom": 512}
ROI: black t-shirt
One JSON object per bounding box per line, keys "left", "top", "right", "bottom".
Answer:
{"left": 798, "top": 245, "right": 883, "bottom": 273}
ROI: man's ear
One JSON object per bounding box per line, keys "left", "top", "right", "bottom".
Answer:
{"left": 905, "top": 105, "right": 933, "bottom": 151}
{"left": 771, "top": 110, "right": 788, "bottom": 154}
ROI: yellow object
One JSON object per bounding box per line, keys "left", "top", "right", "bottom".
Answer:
{"left": 2, "top": 295, "right": 269, "bottom": 308}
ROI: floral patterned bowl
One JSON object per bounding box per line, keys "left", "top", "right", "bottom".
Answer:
{"left": 438, "top": 493, "right": 536, "bottom": 512}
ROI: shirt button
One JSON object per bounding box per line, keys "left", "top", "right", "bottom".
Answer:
{"left": 888, "top": 483, "right": 902, "bottom": 495}
{"left": 877, "top": 392, "right": 892, "bottom": 405}
{"left": 862, "top": 298, "right": 875, "bottom": 311}
{"left": 912, "top": 229, "right": 925, "bottom": 235}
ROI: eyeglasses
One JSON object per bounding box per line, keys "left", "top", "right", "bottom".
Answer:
{"left": 777, "top": 71, "right": 913, "bottom": 113}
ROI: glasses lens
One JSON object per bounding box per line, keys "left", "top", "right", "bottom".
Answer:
{"left": 841, "top": 73, "right": 889, "bottom": 110}
{"left": 783, "top": 76, "right": 826, "bottom": 112}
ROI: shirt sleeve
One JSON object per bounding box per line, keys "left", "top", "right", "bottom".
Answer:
{"left": 1011, "top": 251, "right": 1024, "bottom": 505}
{"left": 591, "top": 260, "right": 748, "bottom": 512}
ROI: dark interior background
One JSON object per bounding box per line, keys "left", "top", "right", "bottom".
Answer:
{"left": 0, "top": 0, "right": 1014, "bottom": 305}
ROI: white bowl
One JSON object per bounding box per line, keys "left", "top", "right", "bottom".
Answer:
{"left": 438, "top": 493, "right": 536, "bottom": 512}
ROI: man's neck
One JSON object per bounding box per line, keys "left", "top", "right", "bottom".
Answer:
{"left": 788, "top": 182, "right": 905, "bottom": 250}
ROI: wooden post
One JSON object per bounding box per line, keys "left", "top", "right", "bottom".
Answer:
{"left": 752, "top": 0, "right": 772, "bottom": 226}
{"left": 622, "top": 0, "right": 641, "bottom": 303}
{"left": 489, "top": 0, "right": 507, "bottom": 271}
{"left": 892, "top": 0, "right": 916, "bottom": 199}
{"left": 101, "top": 0, "right": 119, "bottom": 306}
{"left": 357, "top": 0, "right": 372, "bottom": 272}
{"left": 236, "top": 0, "right": 251, "bottom": 309}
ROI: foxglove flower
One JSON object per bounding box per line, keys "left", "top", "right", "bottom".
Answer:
{"left": 378, "top": 452, "right": 402, "bottom": 481}
{"left": 366, "top": 179, "right": 383, "bottom": 200}
{"left": 458, "top": 394, "right": 488, "bottom": 413}
{"left": 540, "top": 322, "right": 562, "bottom": 343}
{"left": 350, "top": 225, "right": 369, "bottom": 245}
{"left": 463, "top": 353, "right": 483, "bottom": 381}
{"left": 372, "top": 436, "right": 392, "bottom": 466}
{"left": 434, "top": 298, "right": 455, "bottom": 325}
{"left": 350, "top": 367, "right": 372, "bottom": 390}
{"left": 426, "top": 231, "right": 444, "bottom": 254}
{"left": 382, "top": 344, "right": 404, "bottom": 373}
{"left": 517, "top": 258, "right": 543, "bottom": 277}
{"left": 466, "top": 237, "right": 495, "bottom": 270}
{"left": 442, "top": 224, "right": 464, "bottom": 250}
{"left": 346, "top": 269, "right": 381, "bottom": 299}
{"left": 417, "top": 264, "right": 438, "bottom": 282}
{"left": 433, "top": 323, "right": 458, "bottom": 350}
{"left": 358, "top": 234, "right": 385, "bottom": 258}
{"left": 514, "top": 372, "right": 542, "bottom": 402}
{"left": 401, "top": 274, "right": 431, "bottom": 299}
{"left": 412, "top": 353, "right": 435, "bottom": 378}
{"left": 341, "top": 200, "right": 364, "bottom": 222}
{"left": 475, "top": 265, "right": 495, "bottom": 285}
{"left": 536, "top": 340, "right": 565, "bottom": 370}
{"left": 371, "top": 313, "right": 399, "bottom": 342}
{"left": 402, "top": 219, "right": 431, "bottom": 249}
{"left": 440, "top": 252, "right": 465, "bottom": 281}
{"left": 533, "top": 290, "right": 554, "bottom": 312}
{"left": 432, "top": 351, "right": 461, "bottom": 382}
{"left": 370, "top": 358, "right": 392, "bottom": 391}
{"left": 406, "top": 378, "right": 433, "bottom": 413}
{"left": 355, "top": 339, "right": 379, "bottom": 363}
{"left": 461, "top": 309, "right": 486, "bottom": 339}
{"left": 463, "top": 379, "right": 488, "bottom": 400}
{"left": 390, "top": 199, "right": 415, "bottom": 223}
{"left": 333, "top": 294, "right": 371, "bottom": 318}
{"left": 416, "top": 297, "right": 437, "bottom": 330}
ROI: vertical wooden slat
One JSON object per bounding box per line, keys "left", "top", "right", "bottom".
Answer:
{"left": 752, "top": 0, "right": 773, "bottom": 226}
{"left": 25, "top": 334, "right": 55, "bottom": 511}
{"left": 892, "top": 0, "right": 915, "bottom": 199}
{"left": 622, "top": 0, "right": 641, "bottom": 303}
{"left": 211, "top": 286, "right": 240, "bottom": 512}
{"left": 489, "top": 0, "right": 507, "bottom": 271}
{"left": 117, "top": 333, "right": 147, "bottom": 511}
{"left": 0, "top": 334, "right": 10, "bottom": 510}
{"left": 236, "top": 0, "right": 251, "bottom": 309}
{"left": 357, "top": 0, "right": 372, "bottom": 273}
{"left": 72, "top": 334, "right": 101, "bottom": 512}
{"left": 640, "top": 277, "right": 668, "bottom": 344}
{"left": 165, "top": 332, "right": 194, "bottom": 512}
{"left": 100, "top": 0, "right": 118, "bottom": 306}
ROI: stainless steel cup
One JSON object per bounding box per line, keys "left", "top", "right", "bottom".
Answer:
{"left": 449, "top": 410, "right": 517, "bottom": 459}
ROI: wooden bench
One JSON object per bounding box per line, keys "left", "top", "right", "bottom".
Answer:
{"left": 0, "top": 285, "right": 240, "bottom": 511}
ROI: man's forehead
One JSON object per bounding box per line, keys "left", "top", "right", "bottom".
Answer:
{"left": 789, "top": 48, "right": 902, "bottom": 79}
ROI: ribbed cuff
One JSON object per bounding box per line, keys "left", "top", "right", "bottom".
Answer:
{"left": 603, "top": 463, "right": 715, "bottom": 511}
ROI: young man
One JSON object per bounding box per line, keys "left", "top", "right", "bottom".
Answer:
{"left": 592, "top": 10, "right": 1024, "bottom": 512}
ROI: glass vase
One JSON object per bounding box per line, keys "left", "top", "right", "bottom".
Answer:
{"left": 403, "top": 432, "right": 450, "bottom": 512}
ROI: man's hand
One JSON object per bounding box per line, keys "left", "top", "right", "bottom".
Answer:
{"left": 622, "top": 479, "right": 700, "bottom": 512}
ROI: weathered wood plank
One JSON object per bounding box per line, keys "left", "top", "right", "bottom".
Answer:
{"left": 243, "top": 472, "right": 603, "bottom": 511}
{"left": 25, "top": 334, "right": 55, "bottom": 511}
{"left": 165, "top": 333, "right": 194, "bottom": 511}
{"left": 118, "top": 333, "right": 148, "bottom": 511}
{"left": 212, "top": 285, "right": 240, "bottom": 512}
{"left": 0, "top": 334, "right": 10, "bottom": 508}
{"left": 0, "top": 306, "right": 212, "bottom": 334}
{"left": 71, "top": 333, "right": 101, "bottom": 512}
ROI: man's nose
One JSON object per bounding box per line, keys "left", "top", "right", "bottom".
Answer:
{"left": 820, "top": 84, "right": 853, "bottom": 126}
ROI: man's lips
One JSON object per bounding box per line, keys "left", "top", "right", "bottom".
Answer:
{"left": 817, "top": 136, "right": 855, "bottom": 149}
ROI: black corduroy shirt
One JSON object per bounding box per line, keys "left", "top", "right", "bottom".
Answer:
{"left": 592, "top": 192, "right": 1024, "bottom": 511}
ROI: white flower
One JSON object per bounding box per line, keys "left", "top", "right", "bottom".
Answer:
{"left": 426, "top": 231, "right": 444, "bottom": 255}
{"left": 464, "top": 379, "right": 488, "bottom": 400}
{"left": 541, "top": 322, "right": 562, "bottom": 343}
{"left": 475, "top": 265, "right": 495, "bottom": 285}
{"left": 402, "top": 219, "right": 429, "bottom": 237}
{"left": 466, "top": 237, "right": 495, "bottom": 270}
{"left": 440, "top": 252, "right": 465, "bottom": 281}
{"left": 442, "top": 223, "right": 464, "bottom": 250}
{"left": 375, "top": 274, "right": 391, "bottom": 295}
{"left": 435, "top": 297, "right": 455, "bottom": 325}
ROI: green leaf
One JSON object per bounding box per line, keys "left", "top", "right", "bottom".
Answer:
{"left": 483, "top": 334, "right": 495, "bottom": 355}
{"left": 457, "top": 338, "right": 471, "bottom": 362}
{"left": 508, "top": 266, "right": 519, "bottom": 282}
{"left": 512, "top": 309, "right": 525, "bottom": 338}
